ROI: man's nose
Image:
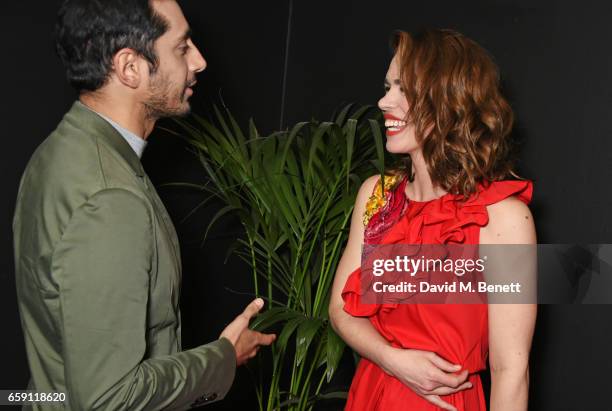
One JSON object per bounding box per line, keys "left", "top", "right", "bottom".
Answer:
{"left": 190, "top": 44, "right": 207, "bottom": 73}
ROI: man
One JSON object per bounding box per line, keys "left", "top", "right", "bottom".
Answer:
{"left": 13, "top": 0, "right": 275, "bottom": 409}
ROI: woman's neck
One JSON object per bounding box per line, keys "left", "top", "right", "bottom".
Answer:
{"left": 405, "top": 150, "right": 448, "bottom": 202}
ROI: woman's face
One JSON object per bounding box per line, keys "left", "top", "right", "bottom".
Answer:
{"left": 378, "top": 55, "right": 419, "bottom": 154}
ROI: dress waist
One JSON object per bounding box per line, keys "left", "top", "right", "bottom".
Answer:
{"left": 345, "top": 358, "right": 487, "bottom": 411}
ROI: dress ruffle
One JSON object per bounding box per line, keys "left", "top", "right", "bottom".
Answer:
{"left": 342, "top": 179, "right": 533, "bottom": 317}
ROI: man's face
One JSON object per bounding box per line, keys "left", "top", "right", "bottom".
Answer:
{"left": 144, "top": 0, "right": 206, "bottom": 118}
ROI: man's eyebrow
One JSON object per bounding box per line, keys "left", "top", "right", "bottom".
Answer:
{"left": 177, "top": 28, "right": 192, "bottom": 43}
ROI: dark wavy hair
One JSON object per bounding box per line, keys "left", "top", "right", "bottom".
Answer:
{"left": 391, "top": 29, "right": 520, "bottom": 198}
{"left": 55, "top": 0, "right": 169, "bottom": 92}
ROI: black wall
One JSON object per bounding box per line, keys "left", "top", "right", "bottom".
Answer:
{"left": 2, "top": 1, "right": 612, "bottom": 410}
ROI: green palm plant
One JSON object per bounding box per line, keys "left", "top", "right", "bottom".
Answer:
{"left": 172, "top": 105, "right": 386, "bottom": 410}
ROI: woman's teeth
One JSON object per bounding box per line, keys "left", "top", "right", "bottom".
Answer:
{"left": 385, "top": 120, "right": 407, "bottom": 130}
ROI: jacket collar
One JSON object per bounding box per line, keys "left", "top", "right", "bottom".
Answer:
{"left": 67, "top": 101, "right": 145, "bottom": 177}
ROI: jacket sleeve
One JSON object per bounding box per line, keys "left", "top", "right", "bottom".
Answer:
{"left": 52, "top": 188, "right": 236, "bottom": 410}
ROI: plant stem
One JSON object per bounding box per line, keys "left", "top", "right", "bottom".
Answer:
{"left": 246, "top": 228, "right": 259, "bottom": 297}
{"left": 296, "top": 339, "right": 324, "bottom": 410}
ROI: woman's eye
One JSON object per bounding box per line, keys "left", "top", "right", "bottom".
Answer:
{"left": 180, "top": 46, "right": 189, "bottom": 55}
{"left": 384, "top": 86, "right": 390, "bottom": 92}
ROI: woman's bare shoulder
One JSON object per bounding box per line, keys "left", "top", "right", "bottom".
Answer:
{"left": 482, "top": 196, "right": 536, "bottom": 244}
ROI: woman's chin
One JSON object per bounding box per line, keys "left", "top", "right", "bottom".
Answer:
{"left": 385, "top": 140, "right": 418, "bottom": 155}
{"left": 385, "top": 129, "right": 419, "bottom": 154}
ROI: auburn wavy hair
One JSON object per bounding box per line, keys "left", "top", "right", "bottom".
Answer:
{"left": 390, "top": 29, "right": 520, "bottom": 198}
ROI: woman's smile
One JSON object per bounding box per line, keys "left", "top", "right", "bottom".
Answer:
{"left": 384, "top": 113, "right": 408, "bottom": 136}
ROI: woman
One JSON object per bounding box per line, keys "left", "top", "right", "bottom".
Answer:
{"left": 329, "top": 29, "right": 537, "bottom": 411}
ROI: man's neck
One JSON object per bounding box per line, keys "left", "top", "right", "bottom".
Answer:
{"left": 79, "top": 93, "right": 155, "bottom": 139}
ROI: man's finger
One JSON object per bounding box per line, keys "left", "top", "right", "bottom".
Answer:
{"left": 241, "top": 298, "right": 264, "bottom": 320}
{"left": 257, "top": 332, "right": 276, "bottom": 346}
{"left": 423, "top": 394, "right": 457, "bottom": 411}
{"left": 429, "top": 354, "right": 462, "bottom": 373}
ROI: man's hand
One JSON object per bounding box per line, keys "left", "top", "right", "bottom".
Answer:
{"left": 220, "top": 298, "right": 276, "bottom": 366}
{"left": 380, "top": 347, "right": 473, "bottom": 411}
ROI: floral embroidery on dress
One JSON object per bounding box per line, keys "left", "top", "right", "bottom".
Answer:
{"left": 362, "top": 174, "right": 402, "bottom": 227}
{"left": 363, "top": 174, "right": 408, "bottom": 245}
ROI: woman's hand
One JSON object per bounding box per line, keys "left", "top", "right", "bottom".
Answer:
{"left": 380, "top": 347, "right": 473, "bottom": 411}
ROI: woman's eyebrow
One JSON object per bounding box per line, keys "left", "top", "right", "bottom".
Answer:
{"left": 384, "top": 79, "right": 401, "bottom": 85}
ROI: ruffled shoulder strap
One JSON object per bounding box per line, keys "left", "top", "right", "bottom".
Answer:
{"left": 468, "top": 180, "right": 533, "bottom": 206}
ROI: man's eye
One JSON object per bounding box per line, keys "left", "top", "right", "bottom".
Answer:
{"left": 180, "top": 46, "right": 189, "bottom": 55}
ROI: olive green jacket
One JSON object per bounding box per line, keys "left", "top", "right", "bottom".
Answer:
{"left": 13, "top": 101, "right": 236, "bottom": 410}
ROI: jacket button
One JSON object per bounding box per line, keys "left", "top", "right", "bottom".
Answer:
{"left": 191, "top": 393, "right": 218, "bottom": 407}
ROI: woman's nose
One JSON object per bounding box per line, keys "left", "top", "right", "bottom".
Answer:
{"left": 378, "top": 92, "right": 392, "bottom": 112}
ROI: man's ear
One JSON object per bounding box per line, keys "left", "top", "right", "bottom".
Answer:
{"left": 111, "top": 48, "right": 144, "bottom": 89}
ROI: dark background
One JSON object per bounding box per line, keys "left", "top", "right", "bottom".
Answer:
{"left": 2, "top": 0, "right": 612, "bottom": 410}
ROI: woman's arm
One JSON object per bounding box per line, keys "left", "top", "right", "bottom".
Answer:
{"left": 482, "top": 197, "right": 537, "bottom": 411}
{"left": 329, "top": 176, "right": 471, "bottom": 411}
{"left": 329, "top": 176, "right": 390, "bottom": 365}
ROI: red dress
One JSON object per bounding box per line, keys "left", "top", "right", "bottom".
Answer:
{"left": 342, "top": 177, "right": 533, "bottom": 411}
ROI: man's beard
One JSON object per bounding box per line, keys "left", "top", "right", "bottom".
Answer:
{"left": 143, "top": 71, "right": 191, "bottom": 120}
